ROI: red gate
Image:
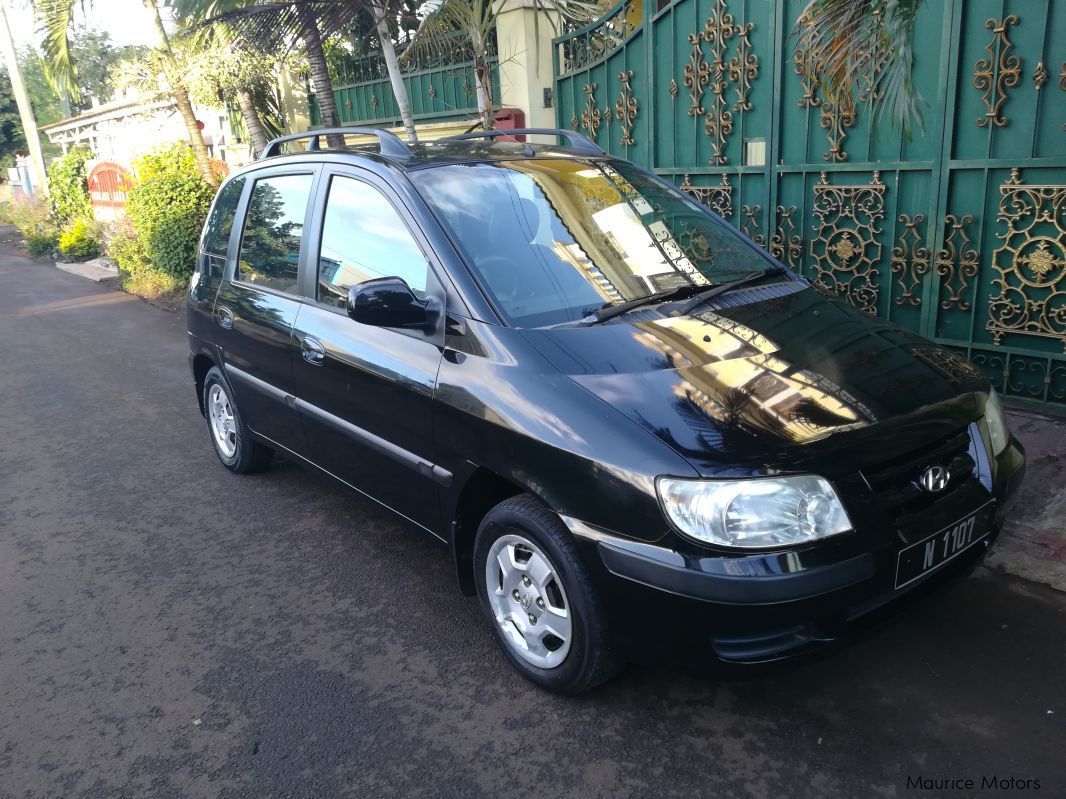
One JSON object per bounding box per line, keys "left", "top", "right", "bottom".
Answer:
{"left": 87, "top": 162, "right": 134, "bottom": 213}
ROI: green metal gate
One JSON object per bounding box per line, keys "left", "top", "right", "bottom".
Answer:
{"left": 554, "top": 0, "right": 1066, "bottom": 410}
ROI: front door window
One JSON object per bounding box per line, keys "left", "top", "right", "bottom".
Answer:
{"left": 316, "top": 176, "right": 430, "bottom": 308}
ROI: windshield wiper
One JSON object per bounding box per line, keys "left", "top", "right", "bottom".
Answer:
{"left": 584, "top": 283, "right": 708, "bottom": 325}
{"left": 669, "top": 266, "right": 789, "bottom": 317}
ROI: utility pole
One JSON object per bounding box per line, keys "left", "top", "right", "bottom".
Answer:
{"left": 0, "top": 0, "right": 47, "bottom": 195}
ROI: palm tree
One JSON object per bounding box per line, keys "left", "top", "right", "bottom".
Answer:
{"left": 792, "top": 0, "right": 925, "bottom": 137}
{"left": 179, "top": 0, "right": 418, "bottom": 142}
{"left": 403, "top": 0, "right": 597, "bottom": 131}
{"left": 36, "top": 0, "right": 219, "bottom": 185}
{"left": 112, "top": 32, "right": 279, "bottom": 159}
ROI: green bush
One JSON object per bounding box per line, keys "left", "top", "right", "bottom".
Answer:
{"left": 126, "top": 144, "right": 215, "bottom": 280}
{"left": 107, "top": 219, "right": 183, "bottom": 298}
{"left": 47, "top": 148, "right": 94, "bottom": 225}
{"left": 58, "top": 217, "right": 101, "bottom": 259}
{"left": 24, "top": 232, "right": 59, "bottom": 256}
{"left": 9, "top": 195, "right": 59, "bottom": 256}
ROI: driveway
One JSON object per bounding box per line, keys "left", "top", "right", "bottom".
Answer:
{"left": 1, "top": 250, "right": 1063, "bottom": 799}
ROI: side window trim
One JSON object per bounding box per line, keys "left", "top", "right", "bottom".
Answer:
{"left": 223, "top": 177, "right": 252, "bottom": 270}
{"left": 228, "top": 164, "right": 322, "bottom": 300}
{"left": 201, "top": 175, "right": 246, "bottom": 258}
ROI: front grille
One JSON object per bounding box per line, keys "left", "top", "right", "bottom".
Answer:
{"left": 861, "top": 428, "right": 977, "bottom": 518}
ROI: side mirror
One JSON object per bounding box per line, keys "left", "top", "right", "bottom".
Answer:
{"left": 346, "top": 277, "right": 440, "bottom": 333}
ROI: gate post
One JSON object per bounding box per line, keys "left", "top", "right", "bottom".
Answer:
{"left": 494, "top": 0, "right": 559, "bottom": 129}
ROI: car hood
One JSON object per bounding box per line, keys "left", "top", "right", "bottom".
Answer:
{"left": 522, "top": 285, "right": 988, "bottom": 475}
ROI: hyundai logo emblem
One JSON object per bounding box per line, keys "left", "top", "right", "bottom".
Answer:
{"left": 919, "top": 465, "right": 951, "bottom": 493}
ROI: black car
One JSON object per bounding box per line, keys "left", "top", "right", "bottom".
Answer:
{"left": 187, "top": 127, "right": 1026, "bottom": 694}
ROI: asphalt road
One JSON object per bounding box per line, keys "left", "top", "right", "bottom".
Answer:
{"left": 1, "top": 249, "right": 1064, "bottom": 799}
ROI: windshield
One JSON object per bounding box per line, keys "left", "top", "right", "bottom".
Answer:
{"left": 412, "top": 159, "right": 782, "bottom": 327}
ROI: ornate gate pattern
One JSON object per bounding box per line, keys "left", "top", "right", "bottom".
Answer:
{"left": 555, "top": 0, "right": 1066, "bottom": 409}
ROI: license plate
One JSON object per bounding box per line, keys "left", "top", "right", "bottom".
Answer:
{"left": 895, "top": 502, "right": 994, "bottom": 589}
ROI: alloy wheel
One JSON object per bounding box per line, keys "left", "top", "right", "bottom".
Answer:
{"left": 208, "top": 383, "right": 237, "bottom": 459}
{"left": 484, "top": 533, "right": 572, "bottom": 669}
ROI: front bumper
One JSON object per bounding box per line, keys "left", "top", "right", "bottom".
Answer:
{"left": 574, "top": 435, "right": 1026, "bottom": 665}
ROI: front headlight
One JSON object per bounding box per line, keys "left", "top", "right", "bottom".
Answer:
{"left": 657, "top": 475, "right": 852, "bottom": 549}
{"left": 984, "top": 388, "right": 1010, "bottom": 456}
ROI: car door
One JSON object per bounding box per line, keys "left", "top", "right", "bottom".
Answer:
{"left": 213, "top": 166, "right": 319, "bottom": 456}
{"left": 291, "top": 167, "right": 446, "bottom": 534}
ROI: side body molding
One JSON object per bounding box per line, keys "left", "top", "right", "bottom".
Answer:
{"left": 225, "top": 364, "right": 452, "bottom": 487}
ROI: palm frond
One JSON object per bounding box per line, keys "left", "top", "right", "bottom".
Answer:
{"left": 402, "top": 0, "right": 598, "bottom": 67}
{"left": 399, "top": 0, "right": 475, "bottom": 67}
{"left": 180, "top": 1, "right": 372, "bottom": 55}
{"left": 33, "top": 0, "right": 80, "bottom": 100}
{"left": 792, "top": 0, "right": 925, "bottom": 137}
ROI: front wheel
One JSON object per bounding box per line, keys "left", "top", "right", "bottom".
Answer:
{"left": 473, "top": 495, "right": 620, "bottom": 694}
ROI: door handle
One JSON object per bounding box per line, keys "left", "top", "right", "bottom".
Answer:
{"left": 216, "top": 305, "right": 234, "bottom": 330}
{"left": 301, "top": 336, "right": 325, "bottom": 365}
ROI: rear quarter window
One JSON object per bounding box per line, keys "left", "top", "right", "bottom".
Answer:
{"left": 202, "top": 176, "right": 246, "bottom": 256}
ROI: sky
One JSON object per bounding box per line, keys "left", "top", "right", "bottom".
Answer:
{"left": 7, "top": 0, "right": 161, "bottom": 50}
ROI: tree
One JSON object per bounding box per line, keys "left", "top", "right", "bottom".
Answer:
{"left": 178, "top": 1, "right": 418, "bottom": 142}
{"left": 792, "top": 0, "right": 925, "bottom": 137}
{"left": 0, "top": 46, "right": 66, "bottom": 168}
{"left": 114, "top": 32, "right": 279, "bottom": 158}
{"left": 0, "top": 30, "right": 141, "bottom": 169}
{"left": 403, "top": 0, "right": 596, "bottom": 130}
{"left": 35, "top": 0, "right": 219, "bottom": 185}
{"left": 1, "top": 1, "right": 46, "bottom": 191}
{"left": 64, "top": 29, "right": 148, "bottom": 113}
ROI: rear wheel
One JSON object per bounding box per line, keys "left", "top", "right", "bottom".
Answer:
{"left": 474, "top": 495, "right": 620, "bottom": 694}
{"left": 203, "top": 366, "right": 272, "bottom": 474}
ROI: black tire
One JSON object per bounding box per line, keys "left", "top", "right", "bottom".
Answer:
{"left": 202, "top": 366, "right": 272, "bottom": 474}
{"left": 473, "top": 494, "right": 621, "bottom": 695}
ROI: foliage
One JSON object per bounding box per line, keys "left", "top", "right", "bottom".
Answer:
{"left": 170, "top": 0, "right": 377, "bottom": 131}
{"left": 403, "top": 0, "right": 597, "bottom": 127}
{"left": 126, "top": 144, "right": 215, "bottom": 280}
{"left": 33, "top": 4, "right": 143, "bottom": 102}
{"left": 47, "top": 147, "right": 93, "bottom": 224}
{"left": 107, "top": 218, "right": 185, "bottom": 298}
{"left": 24, "top": 232, "right": 59, "bottom": 256}
{"left": 66, "top": 29, "right": 148, "bottom": 112}
{"left": 36, "top": 0, "right": 219, "bottom": 186}
{"left": 0, "top": 28, "right": 143, "bottom": 167}
{"left": 792, "top": 0, "right": 926, "bottom": 137}
{"left": 57, "top": 217, "right": 101, "bottom": 259}
{"left": 111, "top": 33, "right": 286, "bottom": 144}
{"left": 8, "top": 195, "right": 58, "bottom": 255}
{"left": 0, "top": 48, "right": 64, "bottom": 166}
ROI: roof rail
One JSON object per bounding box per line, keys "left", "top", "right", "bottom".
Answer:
{"left": 260, "top": 127, "right": 412, "bottom": 160}
{"left": 439, "top": 128, "right": 605, "bottom": 156}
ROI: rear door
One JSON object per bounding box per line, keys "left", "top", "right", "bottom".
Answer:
{"left": 214, "top": 166, "right": 319, "bottom": 455}
{"left": 291, "top": 166, "right": 447, "bottom": 534}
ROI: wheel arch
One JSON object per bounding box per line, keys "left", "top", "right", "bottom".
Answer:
{"left": 192, "top": 352, "right": 217, "bottom": 417}
{"left": 449, "top": 467, "right": 529, "bottom": 596}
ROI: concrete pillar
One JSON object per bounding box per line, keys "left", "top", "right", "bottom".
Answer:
{"left": 277, "top": 64, "right": 311, "bottom": 134}
{"left": 494, "top": 0, "right": 559, "bottom": 129}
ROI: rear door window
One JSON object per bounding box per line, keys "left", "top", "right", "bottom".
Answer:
{"left": 237, "top": 173, "right": 315, "bottom": 294}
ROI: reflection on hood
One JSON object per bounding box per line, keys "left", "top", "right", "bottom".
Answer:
{"left": 524, "top": 287, "right": 987, "bottom": 470}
